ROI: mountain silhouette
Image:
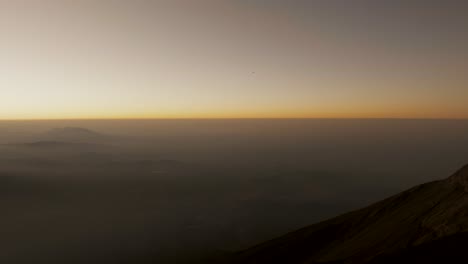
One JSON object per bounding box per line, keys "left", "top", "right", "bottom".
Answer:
{"left": 232, "top": 164, "right": 468, "bottom": 264}
{"left": 41, "top": 127, "right": 110, "bottom": 143}
{"left": 6, "top": 140, "right": 101, "bottom": 150}
{"left": 368, "top": 232, "right": 468, "bottom": 264}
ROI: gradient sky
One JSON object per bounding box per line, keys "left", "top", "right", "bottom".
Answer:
{"left": 1, "top": 0, "right": 467, "bottom": 119}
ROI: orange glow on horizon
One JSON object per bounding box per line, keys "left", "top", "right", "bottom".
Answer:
{"left": 1, "top": 2, "right": 467, "bottom": 121}
{"left": 1, "top": 108, "right": 468, "bottom": 121}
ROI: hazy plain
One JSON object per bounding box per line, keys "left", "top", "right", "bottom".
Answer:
{"left": 1, "top": 119, "right": 467, "bottom": 263}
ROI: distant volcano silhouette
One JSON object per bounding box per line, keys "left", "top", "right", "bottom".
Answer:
{"left": 42, "top": 127, "right": 109, "bottom": 143}
{"left": 232, "top": 164, "right": 468, "bottom": 264}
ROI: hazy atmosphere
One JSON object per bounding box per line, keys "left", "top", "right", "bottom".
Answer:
{"left": 1, "top": 119, "right": 468, "bottom": 263}
{"left": 1, "top": 1, "right": 468, "bottom": 264}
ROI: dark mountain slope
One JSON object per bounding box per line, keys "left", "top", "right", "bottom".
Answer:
{"left": 368, "top": 232, "right": 468, "bottom": 264}
{"left": 232, "top": 164, "right": 468, "bottom": 263}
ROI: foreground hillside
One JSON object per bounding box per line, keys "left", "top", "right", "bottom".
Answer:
{"left": 232, "top": 164, "right": 468, "bottom": 263}
{"left": 368, "top": 232, "right": 468, "bottom": 264}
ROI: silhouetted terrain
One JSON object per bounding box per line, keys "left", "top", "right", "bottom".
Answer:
{"left": 41, "top": 127, "right": 112, "bottom": 142}
{"left": 1, "top": 120, "right": 468, "bottom": 263}
{"left": 368, "top": 232, "right": 468, "bottom": 264}
{"left": 232, "top": 165, "right": 468, "bottom": 264}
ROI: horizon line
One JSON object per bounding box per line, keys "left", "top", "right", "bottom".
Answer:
{"left": 1, "top": 117, "right": 468, "bottom": 121}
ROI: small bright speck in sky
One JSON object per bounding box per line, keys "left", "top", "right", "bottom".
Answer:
{"left": 1, "top": 1, "right": 467, "bottom": 119}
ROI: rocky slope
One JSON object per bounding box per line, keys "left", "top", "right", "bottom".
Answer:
{"left": 232, "top": 164, "right": 468, "bottom": 263}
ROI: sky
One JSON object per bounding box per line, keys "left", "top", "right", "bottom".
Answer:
{"left": 1, "top": 0, "right": 467, "bottom": 119}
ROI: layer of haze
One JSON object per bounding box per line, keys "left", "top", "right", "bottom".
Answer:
{"left": 1, "top": 1, "right": 467, "bottom": 119}
{"left": 1, "top": 119, "right": 468, "bottom": 263}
